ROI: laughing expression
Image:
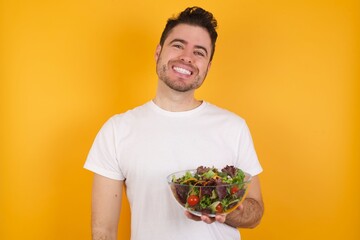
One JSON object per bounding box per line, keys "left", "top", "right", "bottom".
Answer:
{"left": 155, "top": 24, "right": 212, "bottom": 93}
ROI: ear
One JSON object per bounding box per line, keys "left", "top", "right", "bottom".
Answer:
{"left": 155, "top": 44, "right": 162, "bottom": 61}
{"left": 207, "top": 61, "right": 212, "bottom": 71}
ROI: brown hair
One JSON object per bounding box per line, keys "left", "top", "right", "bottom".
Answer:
{"left": 159, "top": 6, "right": 218, "bottom": 61}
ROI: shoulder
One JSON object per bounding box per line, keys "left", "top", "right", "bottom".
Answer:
{"left": 100, "top": 102, "right": 153, "bottom": 136}
{"left": 203, "top": 102, "right": 246, "bottom": 125}
{"left": 108, "top": 101, "right": 152, "bottom": 123}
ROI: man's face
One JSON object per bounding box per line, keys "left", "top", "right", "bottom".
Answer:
{"left": 155, "top": 24, "right": 212, "bottom": 93}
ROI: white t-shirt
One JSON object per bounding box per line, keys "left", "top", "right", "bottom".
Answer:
{"left": 84, "top": 101, "right": 262, "bottom": 240}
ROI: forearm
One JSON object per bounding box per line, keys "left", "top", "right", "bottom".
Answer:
{"left": 91, "top": 174, "right": 123, "bottom": 240}
{"left": 92, "top": 229, "right": 117, "bottom": 240}
{"left": 92, "top": 220, "right": 119, "bottom": 240}
{"left": 225, "top": 197, "right": 264, "bottom": 228}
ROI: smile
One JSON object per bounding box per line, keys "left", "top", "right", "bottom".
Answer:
{"left": 173, "top": 66, "right": 192, "bottom": 76}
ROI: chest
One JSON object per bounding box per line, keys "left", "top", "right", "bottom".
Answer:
{"left": 118, "top": 119, "right": 238, "bottom": 184}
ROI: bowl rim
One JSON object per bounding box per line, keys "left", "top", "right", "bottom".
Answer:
{"left": 166, "top": 168, "right": 252, "bottom": 185}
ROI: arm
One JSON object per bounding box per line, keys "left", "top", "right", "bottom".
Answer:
{"left": 91, "top": 173, "right": 124, "bottom": 240}
{"left": 225, "top": 175, "right": 264, "bottom": 228}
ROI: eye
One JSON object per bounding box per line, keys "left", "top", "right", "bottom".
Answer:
{"left": 172, "top": 44, "right": 183, "bottom": 49}
{"left": 194, "top": 50, "right": 206, "bottom": 57}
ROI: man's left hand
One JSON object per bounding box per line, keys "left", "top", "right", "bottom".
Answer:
{"left": 184, "top": 211, "right": 226, "bottom": 224}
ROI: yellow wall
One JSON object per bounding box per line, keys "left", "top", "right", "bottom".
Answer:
{"left": 1, "top": 0, "right": 359, "bottom": 239}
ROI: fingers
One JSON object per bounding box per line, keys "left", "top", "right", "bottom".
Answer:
{"left": 184, "top": 211, "right": 202, "bottom": 221}
{"left": 200, "top": 215, "right": 216, "bottom": 224}
{"left": 214, "top": 214, "right": 226, "bottom": 223}
{"left": 237, "top": 204, "right": 244, "bottom": 212}
{"left": 184, "top": 211, "right": 226, "bottom": 224}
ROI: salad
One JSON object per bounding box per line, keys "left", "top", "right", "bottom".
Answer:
{"left": 170, "top": 165, "right": 250, "bottom": 215}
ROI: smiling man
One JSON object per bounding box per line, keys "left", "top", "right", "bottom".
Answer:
{"left": 156, "top": 25, "right": 211, "bottom": 93}
{"left": 85, "top": 7, "right": 264, "bottom": 240}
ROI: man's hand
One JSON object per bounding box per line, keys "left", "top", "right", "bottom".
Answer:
{"left": 184, "top": 210, "right": 227, "bottom": 224}
{"left": 184, "top": 175, "right": 263, "bottom": 229}
{"left": 184, "top": 203, "right": 247, "bottom": 224}
{"left": 225, "top": 175, "right": 264, "bottom": 228}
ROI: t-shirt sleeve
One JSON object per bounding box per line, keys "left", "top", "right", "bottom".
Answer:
{"left": 84, "top": 117, "right": 125, "bottom": 180}
{"left": 236, "top": 121, "right": 263, "bottom": 177}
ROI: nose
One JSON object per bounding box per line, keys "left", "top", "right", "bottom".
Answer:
{"left": 180, "top": 49, "right": 193, "bottom": 63}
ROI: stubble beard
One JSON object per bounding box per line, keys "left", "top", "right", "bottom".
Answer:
{"left": 156, "top": 58, "right": 208, "bottom": 93}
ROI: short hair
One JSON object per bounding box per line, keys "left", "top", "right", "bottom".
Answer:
{"left": 159, "top": 6, "right": 218, "bottom": 61}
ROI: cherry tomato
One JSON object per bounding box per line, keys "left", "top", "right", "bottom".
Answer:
{"left": 187, "top": 195, "right": 199, "bottom": 206}
{"left": 230, "top": 186, "right": 239, "bottom": 194}
{"left": 215, "top": 203, "right": 223, "bottom": 213}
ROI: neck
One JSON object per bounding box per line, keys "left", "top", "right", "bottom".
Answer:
{"left": 154, "top": 81, "right": 202, "bottom": 112}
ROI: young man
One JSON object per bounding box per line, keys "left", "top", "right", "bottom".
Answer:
{"left": 85, "top": 6, "right": 264, "bottom": 240}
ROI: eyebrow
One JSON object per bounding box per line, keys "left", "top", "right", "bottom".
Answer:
{"left": 169, "top": 38, "right": 209, "bottom": 57}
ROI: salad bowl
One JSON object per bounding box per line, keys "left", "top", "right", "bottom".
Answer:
{"left": 167, "top": 165, "right": 252, "bottom": 217}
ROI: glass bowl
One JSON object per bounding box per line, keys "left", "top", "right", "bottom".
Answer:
{"left": 167, "top": 167, "right": 252, "bottom": 217}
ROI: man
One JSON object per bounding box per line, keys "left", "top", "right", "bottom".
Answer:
{"left": 85, "top": 6, "right": 264, "bottom": 240}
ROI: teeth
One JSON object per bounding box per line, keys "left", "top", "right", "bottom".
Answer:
{"left": 173, "top": 66, "right": 191, "bottom": 75}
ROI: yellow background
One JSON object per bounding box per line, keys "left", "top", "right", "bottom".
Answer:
{"left": 1, "top": 0, "right": 359, "bottom": 239}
